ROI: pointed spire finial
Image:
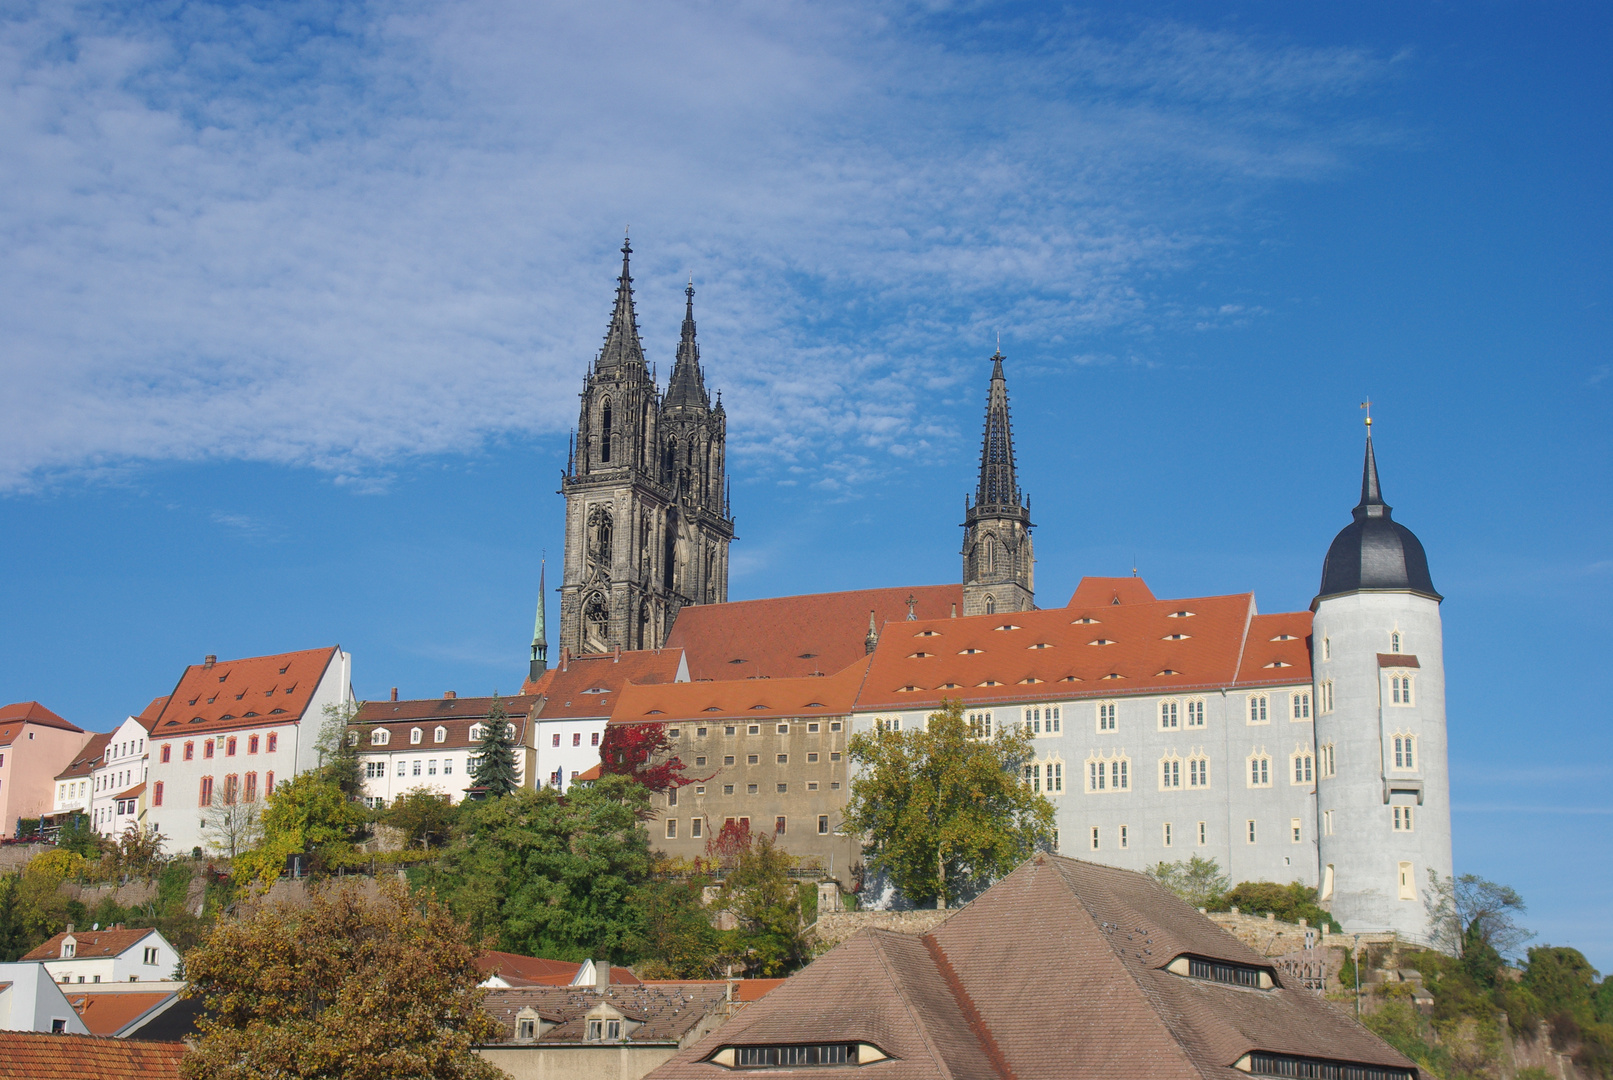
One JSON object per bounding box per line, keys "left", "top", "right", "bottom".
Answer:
{"left": 596, "top": 234, "right": 646, "bottom": 371}
{"left": 975, "top": 348, "right": 1019, "bottom": 508}
{"left": 1354, "top": 405, "right": 1389, "bottom": 518}
{"left": 865, "top": 610, "right": 879, "bottom": 654}
{"left": 530, "top": 557, "right": 549, "bottom": 679}
{"left": 906, "top": 594, "right": 917, "bottom": 620}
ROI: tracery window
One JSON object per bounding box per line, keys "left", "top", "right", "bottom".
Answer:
{"left": 1160, "top": 699, "right": 1179, "bottom": 730}
{"left": 1247, "top": 751, "right": 1272, "bottom": 788}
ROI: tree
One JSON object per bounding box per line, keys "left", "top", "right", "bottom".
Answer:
{"left": 1146, "top": 855, "right": 1230, "bottom": 909}
{"left": 56, "top": 814, "right": 103, "bottom": 859}
{"left": 385, "top": 788, "right": 458, "bottom": 850}
{"left": 1426, "top": 872, "right": 1533, "bottom": 959}
{"left": 469, "top": 697, "right": 519, "bottom": 798}
{"left": 317, "top": 700, "right": 365, "bottom": 800}
{"left": 106, "top": 824, "right": 168, "bottom": 879}
{"left": 630, "top": 865, "right": 722, "bottom": 980}
{"left": 706, "top": 818, "right": 753, "bottom": 867}
{"left": 845, "top": 698, "right": 1054, "bottom": 908}
{"left": 720, "top": 835, "right": 808, "bottom": 976}
{"left": 180, "top": 880, "right": 500, "bottom": 1080}
{"left": 434, "top": 775, "right": 652, "bottom": 961}
{"left": 599, "top": 720, "right": 696, "bottom": 797}
{"left": 1211, "top": 880, "right": 1340, "bottom": 932}
{"left": 232, "top": 773, "right": 367, "bottom": 886}
{"left": 200, "top": 795, "right": 263, "bottom": 861}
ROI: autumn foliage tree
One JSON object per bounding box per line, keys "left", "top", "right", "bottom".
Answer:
{"left": 181, "top": 880, "right": 499, "bottom": 1080}
{"left": 599, "top": 720, "right": 695, "bottom": 797}
{"left": 846, "top": 697, "right": 1054, "bottom": 909}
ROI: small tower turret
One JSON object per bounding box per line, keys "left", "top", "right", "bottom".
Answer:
{"left": 1312, "top": 420, "right": 1452, "bottom": 943}
{"left": 529, "top": 560, "right": 549, "bottom": 681}
{"left": 961, "top": 351, "right": 1034, "bottom": 616}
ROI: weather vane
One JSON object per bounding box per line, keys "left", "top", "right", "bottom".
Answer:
{"left": 1360, "top": 399, "right": 1373, "bottom": 430}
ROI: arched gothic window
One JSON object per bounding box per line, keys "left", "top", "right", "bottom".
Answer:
{"left": 588, "top": 506, "right": 613, "bottom": 564}
{"left": 985, "top": 595, "right": 997, "bottom": 615}
{"left": 600, "top": 400, "right": 613, "bottom": 463}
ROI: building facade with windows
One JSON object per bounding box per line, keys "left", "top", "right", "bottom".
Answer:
{"left": 142, "top": 647, "right": 353, "bottom": 856}
{"left": 0, "top": 703, "right": 90, "bottom": 838}
{"left": 48, "top": 732, "right": 109, "bottom": 834}
{"left": 23, "top": 927, "right": 181, "bottom": 986}
{"left": 525, "top": 648, "right": 687, "bottom": 793}
{"left": 89, "top": 715, "right": 154, "bottom": 838}
{"left": 350, "top": 692, "right": 539, "bottom": 807}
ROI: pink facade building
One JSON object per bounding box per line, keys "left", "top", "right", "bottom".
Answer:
{"left": 0, "top": 703, "right": 90, "bottom": 837}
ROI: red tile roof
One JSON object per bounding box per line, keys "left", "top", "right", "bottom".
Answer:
{"left": 649, "top": 855, "right": 1417, "bottom": 1080}
{"left": 640, "top": 979, "right": 784, "bottom": 1002}
{"left": 531, "top": 650, "right": 685, "bottom": 721}
{"left": 477, "top": 951, "right": 641, "bottom": 987}
{"left": 0, "top": 701, "right": 83, "bottom": 736}
{"left": 1067, "top": 576, "right": 1158, "bottom": 607}
{"left": 575, "top": 763, "right": 603, "bottom": 782}
{"left": 480, "top": 984, "right": 729, "bottom": 1044}
{"left": 145, "top": 647, "right": 340, "bottom": 739}
{"left": 112, "top": 782, "right": 146, "bottom": 802}
{"left": 857, "top": 586, "right": 1311, "bottom": 712}
{"left": 67, "top": 991, "right": 177, "bottom": 1038}
{"left": 23, "top": 928, "right": 157, "bottom": 962}
{"left": 611, "top": 658, "right": 870, "bottom": 724}
{"left": 353, "top": 696, "right": 539, "bottom": 751}
{"left": 56, "top": 731, "right": 113, "bottom": 781}
{"left": 0, "top": 1032, "right": 185, "bottom": 1079}
{"left": 665, "top": 584, "right": 964, "bottom": 681}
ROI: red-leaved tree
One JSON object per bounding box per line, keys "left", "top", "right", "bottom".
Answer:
{"left": 705, "top": 818, "right": 753, "bottom": 868}
{"left": 598, "top": 721, "right": 698, "bottom": 796}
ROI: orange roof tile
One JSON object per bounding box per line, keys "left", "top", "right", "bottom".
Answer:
{"left": 145, "top": 647, "right": 340, "bottom": 739}
{"left": 355, "top": 694, "right": 538, "bottom": 725}
{"left": 56, "top": 731, "right": 113, "bottom": 781}
{"left": 611, "top": 657, "right": 871, "bottom": 724}
{"left": 112, "top": 782, "right": 146, "bottom": 802}
{"left": 1067, "top": 576, "right": 1158, "bottom": 607}
{"left": 858, "top": 586, "right": 1311, "bottom": 712}
{"left": 575, "top": 763, "right": 603, "bottom": 782}
{"left": 533, "top": 650, "right": 685, "bottom": 721}
{"left": 0, "top": 1031, "right": 185, "bottom": 1079}
{"left": 0, "top": 701, "right": 83, "bottom": 736}
{"left": 23, "top": 928, "right": 157, "bottom": 962}
{"left": 665, "top": 584, "right": 964, "bottom": 681}
{"left": 67, "top": 991, "right": 177, "bottom": 1038}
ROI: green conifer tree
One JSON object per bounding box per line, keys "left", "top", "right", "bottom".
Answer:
{"left": 470, "top": 697, "right": 519, "bottom": 798}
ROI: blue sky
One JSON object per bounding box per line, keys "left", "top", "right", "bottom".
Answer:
{"left": 2, "top": 2, "right": 1608, "bottom": 964}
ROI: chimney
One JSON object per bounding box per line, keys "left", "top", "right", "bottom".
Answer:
{"left": 950, "top": 604, "right": 957, "bottom": 618}
{"left": 613, "top": 645, "right": 620, "bottom": 663}
{"left": 594, "top": 959, "right": 610, "bottom": 992}
{"left": 65, "top": 923, "right": 74, "bottom": 935}
{"left": 391, "top": 688, "right": 398, "bottom": 702}
{"left": 444, "top": 691, "right": 457, "bottom": 700}
{"left": 203, "top": 655, "right": 217, "bottom": 669}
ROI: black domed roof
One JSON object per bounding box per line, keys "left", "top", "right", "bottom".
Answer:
{"left": 1314, "top": 435, "right": 1440, "bottom": 607}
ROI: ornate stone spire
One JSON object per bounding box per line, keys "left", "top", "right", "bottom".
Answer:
{"left": 664, "top": 279, "right": 710, "bottom": 411}
{"left": 529, "top": 560, "right": 548, "bottom": 680}
{"left": 975, "top": 351, "right": 1022, "bottom": 510}
{"left": 596, "top": 236, "right": 646, "bottom": 371}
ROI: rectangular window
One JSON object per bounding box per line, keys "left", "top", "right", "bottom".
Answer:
{"left": 818, "top": 815, "right": 829, "bottom": 834}
{"left": 747, "top": 754, "right": 759, "bottom": 765}
{"left": 670, "top": 728, "right": 681, "bottom": 738}
{"left": 265, "top": 771, "right": 273, "bottom": 793}
{"left": 552, "top": 734, "right": 560, "bottom": 747}
{"left": 749, "top": 724, "right": 761, "bottom": 735}
{"left": 777, "top": 724, "right": 788, "bottom": 734}
{"left": 1321, "top": 681, "right": 1334, "bottom": 714}
{"left": 144, "top": 946, "right": 158, "bottom": 965}
{"left": 696, "top": 756, "right": 707, "bottom": 766}
{"left": 152, "top": 781, "right": 163, "bottom": 807}
{"left": 1189, "top": 757, "right": 1208, "bottom": 788}
{"left": 1160, "top": 700, "right": 1178, "bottom": 729}
{"left": 1050, "top": 762, "right": 1062, "bottom": 792}
{"left": 1248, "top": 695, "right": 1268, "bottom": 724}
{"left": 747, "top": 784, "right": 758, "bottom": 794}
{"left": 1112, "top": 759, "right": 1128, "bottom": 789}
{"left": 443, "top": 759, "right": 453, "bottom": 775}
{"left": 199, "top": 776, "right": 213, "bottom": 805}
{"left": 777, "top": 754, "right": 788, "bottom": 764}
{"left": 723, "top": 785, "right": 734, "bottom": 795}
{"left": 666, "top": 818, "right": 678, "bottom": 839}
{"left": 1161, "top": 758, "right": 1180, "bottom": 789}
{"left": 1119, "top": 825, "right": 1128, "bottom": 849}
{"left": 1393, "top": 735, "right": 1416, "bottom": 770}
{"left": 245, "top": 773, "right": 258, "bottom": 801}
{"left": 1197, "top": 821, "right": 1207, "bottom": 846}
{"left": 830, "top": 752, "right": 841, "bottom": 762}
{"left": 1394, "top": 806, "right": 1415, "bottom": 832}
{"left": 397, "top": 761, "right": 407, "bottom": 776}
{"left": 807, "top": 752, "right": 818, "bottom": 763}
{"left": 1324, "top": 809, "right": 1334, "bottom": 835}
{"left": 572, "top": 732, "right": 581, "bottom": 746}
{"left": 776, "top": 783, "right": 788, "bottom": 794}
{"left": 1291, "top": 817, "right": 1302, "bottom": 843}
{"left": 1186, "top": 699, "right": 1204, "bottom": 727}
{"left": 427, "top": 760, "right": 437, "bottom": 775}
{"left": 1292, "top": 693, "right": 1311, "bottom": 720}
{"left": 591, "top": 732, "right": 600, "bottom": 746}
{"left": 1089, "top": 760, "right": 1105, "bottom": 792}
{"left": 668, "top": 787, "right": 678, "bottom": 807}
{"left": 775, "top": 816, "right": 787, "bottom": 835}
{"left": 249, "top": 734, "right": 259, "bottom": 754}
{"left": 204, "top": 739, "right": 215, "bottom": 759}
{"left": 226, "top": 737, "right": 237, "bottom": 756}
{"left": 412, "top": 761, "right": 422, "bottom": 776}
{"left": 1098, "top": 702, "right": 1116, "bottom": 731}
{"left": 691, "top": 817, "right": 703, "bottom": 838}
{"left": 1090, "top": 826, "right": 1100, "bottom": 850}
{"left": 184, "top": 741, "right": 194, "bottom": 761}
{"left": 1247, "top": 819, "right": 1257, "bottom": 844}
{"left": 267, "top": 732, "right": 278, "bottom": 753}
{"left": 807, "top": 781, "right": 818, "bottom": 791}
{"left": 807, "top": 723, "right": 818, "bottom": 733}
{"left": 830, "top": 721, "right": 843, "bottom": 732}
{"left": 725, "top": 756, "right": 735, "bottom": 765}
{"left": 1163, "top": 822, "right": 1173, "bottom": 847}
{"left": 160, "top": 744, "right": 171, "bottom": 763}
{"left": 1398, "top": 861, "right": 1416, "bottom": 900}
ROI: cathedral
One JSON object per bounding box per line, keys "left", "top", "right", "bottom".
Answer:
{"left": 527, "top": 240, "right": 1453, "bottom": 943}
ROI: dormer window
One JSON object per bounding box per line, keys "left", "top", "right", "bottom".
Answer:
{"left": 434, "top": 726, "right": 447, "bottom": 744}
{"left": 914, "top": 630, "right": 941, "bottom": 637}
{"left": 586, "top": 1018, "right": 624, "bottom": 1041}
{"left": 1165, "top": 955, "right": 1274, "bottom": 989}
{"left": 1270, "top": 634, "right": 1297, "bottom": 642}
{"left": 410, "top": 727, "right": 423, "bottom": 745}
{"left": 958, "top": 648, "right": 985, "bottom": 655}
{"left": 1167, "top": 610, "right": 1195, "bottom": 618}
{"left": 371, "top": 729, "right": 390, "bottom": 746}
{"left": 346, "top": 731, "right": 359, "bottom": 747}
{"left": 61, "top": 938, "right": 76, "bottom": 958}
{"left": 1028, "top": 642, "right": 1052, "bottom": 649}
{"left": 467, "top": 724, "right": 483, "bottom": 741}
{"left": 1089, "top": 639, "right": 1117, "bottom": 646}
{"left": 707, "top": 1043, "right": 884, "bottom": 1069}
{"left": 1073, "top": 617, "right": 1101, "bottom": 624}
{"left": 993, "top": 624, "right": 1021, "bottom": 631}
{"left": 1162, "top": 634, "right": 1190, "bottom": 641}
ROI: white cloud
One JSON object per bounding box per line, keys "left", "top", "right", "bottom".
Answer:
{"left": 0, "top": 1, "right": 1391, "bottom": 491}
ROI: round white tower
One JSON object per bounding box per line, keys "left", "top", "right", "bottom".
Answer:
{"left": 1312, "top": 427, "right": 1452, "bottom": 943}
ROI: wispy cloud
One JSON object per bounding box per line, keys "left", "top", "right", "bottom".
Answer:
{"left": 0, "top": 1, "right": 1392, "bottom": 492}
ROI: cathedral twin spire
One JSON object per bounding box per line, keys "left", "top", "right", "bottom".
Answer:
{"left": 962, "top": 349, "right": 1034, "bottom": 616}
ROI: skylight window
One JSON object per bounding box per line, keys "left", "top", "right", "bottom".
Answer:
{"left": 1167, "top": 611, "right": 1196, "bottom": 618}
{"left": 1019, "top": 677, "right": 1043, "bottom": 685}
{"left": 1101, "top": 673, "right": 1126, "bottom": 680}
{"left": 1060, "top": 675, "right": 1082, "bottom": 682}
{"left": 1265, "top": 661, "right": 1292, "bottom": 668}
{"left": 908, "top": 652, "right": 934, "bottom": 659}
{"left": 1089, "top": 639, "right": 1117, "bottom": 646}
{"left": 993, "top": 624, "right": 1021, "bottom": 631}
{"left": 707, "top": 1043, "right": 882, "bottom": 1069}
{"left": 1166, "top": 955, "right": 1274, "bottom": 989}
{"left": 977, "top": 680, "right": 1002, "bottom": 687}
{"left": 1270, "top": 634, "right": 1297, "bottom": 641}
{"left": 1162, "top": 634, "right": 1191, "bottom": 641}
{"left": 1156, "top": 669, "right": 1180, "bottom": 677}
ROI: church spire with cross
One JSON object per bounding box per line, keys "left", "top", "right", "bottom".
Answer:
{"left": 961, "top": 349, "right": 1034, "bottom": 617}
{"left": 597, "top": 234, "right": 648, "bottom": 372}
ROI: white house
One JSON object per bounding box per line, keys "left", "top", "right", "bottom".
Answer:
{"left": 351, "top": 692, "right": 539, "bottom": 807}
{"left": 21, "top": 927, "right": 181, "bottom": 986}
{"left": 525, "top": 649, "right": 687, "bottom": 793}
{"left": 47, "top": 731, "right": 109, "bottom": 831}
{"left": 90, "top": 715, "right": 154, "bottom": 838}
{"left": 143, "top": 647, "right": 353, "bottom": 857}
{"left": 0, "top": 963, "right": 90, "bottom": 1033}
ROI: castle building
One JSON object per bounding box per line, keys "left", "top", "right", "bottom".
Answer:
{"left": 556, "top": 240, "right": 734, "bottom": 656}
{"left": 544, "top": 243, "right": 1452, "bottom": 941}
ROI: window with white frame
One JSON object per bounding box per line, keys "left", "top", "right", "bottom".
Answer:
{"left": 1291, "top": 818, "right": 1302, "bottom": 843}
{"left": 1391, "top": 631, "right": 1402, "bottom": 654}
{"left": 1323, "top": 809, "right": 1334, "bottom": 835}
{"left": 1162, "top": 822, "right": 1173, "bottom": 847}
{"left": 1319, "top": 680, "right": 1334, "bottom": 714}
{"left": 1023, "top": 705, "right": 1061, "bottom": 734}
{"left": 875, "top": 717, "right": 902, "bottom": 733}
{"left": 1319, "top": 742, "right": 1336, "bottom": 778}
{"left": 1323, "top": 637, "right": 1331, "bottom": 661}
{"left": 1159, "top": 753, "right": 1181, "bottom": 790}
{"left": 1196, "top": 821, "right": 1207, "bottom": 846}
{"left": 1392, "top": 733, "right": 1417, "bottom": 770}
{"left": 1247, "top": 694, "right": 1269, "bottom": 724}
{"left": 1186, "top": 699, "right": 1205, "bottom": 727}
{"left": 1118, "top": 825, "right": 1129, "bottom": 849}
{"left": 468, "top": 724, "right": 483, "bottom": 741}
{"left": 1085, "top": 752, "right": 1130, "bottom": 792}
{"left": 1159, "top": 700, "right": 1179, "bottom": 730}
{"left": 969, "top": 711, "right": 993, "bottom": 737}
{"left": 1188, "top": 753, "right": 1209, "bottom": 789}
{"left": 1247, "top": 751, "right": 1272, "bottom": 788}
{"left": 1246, "top": 819, "right": 1258, "bottom": 844}
{"left": 1097, "top": 702, "right": 1117, "bottom": 732}
{"left": 396, "top": 760, "right": 406, "bottom": 776}
{"left": 1291, "top": 748, "right": 1314, "bottom": 784}
{"left": 1389, "top": 673, "right": 1415, "bottom": 706}
{"left": 434, "top": 726, "right": 447, "bottom": 744}
{"left": 372, "top": 729, "right": 390, "bottom": 746}
{"left": 410, "top": 727, "right": 422, "bottom": 745}
{"left": 1292, "top": 692, "right": 1311, "bottom": 720}
{"left": 1023, "top": 758, "right": 1064, "bottom": 794}
{"left": 1398, "top": 861, "right": 1416, "bottom": 900}
{"left": 1090, "top": 826, "right": 1100, "bottom": 850}
{"left": 1393, "top": 806, "right": 1414, "bottom": 832}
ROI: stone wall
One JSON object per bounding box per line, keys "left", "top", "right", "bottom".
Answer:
{"left": 810, "top": 909, "right": 953, "bottom": 949}
{"left": 1204, "top": 909, "right": 1326, "bottom": 957}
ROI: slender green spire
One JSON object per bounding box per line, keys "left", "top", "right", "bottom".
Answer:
{"left": 529, "top": 560, "right": 548, "bottom": 680}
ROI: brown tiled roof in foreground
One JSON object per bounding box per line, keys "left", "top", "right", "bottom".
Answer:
{"left": 0, "top": 1031, "right": 185, "bottom": 1079}
{"left": 480, "top": 983, "right": 730, "bottom": 1044}
{"left": 648, "top": 854, "right": 1417, "bottom": 1080}
{"left": 665, "top": 584, "right": 964, "bottom": 681}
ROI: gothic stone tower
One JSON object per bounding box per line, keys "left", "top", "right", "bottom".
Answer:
{"left": 1312, "top": 426, "right": 1451, "bottom": 939}
{"left": 558, "top": 239, "right": 734, "bottom": 654}
{"left": 962, "top": 351, "right": 1034, "bottom": 616}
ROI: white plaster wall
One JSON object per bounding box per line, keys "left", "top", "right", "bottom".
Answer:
{"left": 1313, "top": 592, "right": 1451, "bottom": 941}
{"left": 0, "top": 963, "right": 90, "bottom": 1033}
{"left": 535, "top": 718, "right": 609, "bottom": 791}
{"left": 90, "top": 717, "right": 150, "bottom": 836}
{"left": 43, "top": 932, "right": 179, "bottom": 984}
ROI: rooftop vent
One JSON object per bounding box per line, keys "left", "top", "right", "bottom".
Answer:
{"left": 203, "top": 655, "right": 217, "bottom": 669}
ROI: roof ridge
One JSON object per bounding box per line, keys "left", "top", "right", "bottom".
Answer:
{"left": 921, "top": 934, "right": 1016, "bottom": 1080}
{"left": 865, "top": 932, "right": 965, "bottom": 1080}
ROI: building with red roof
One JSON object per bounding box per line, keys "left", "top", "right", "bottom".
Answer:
{"left": 350, "top": 691, "right": 541, "bottom": 807}
{"left": 47, "top": 731, "right": 109, "bottom": 833}
{"left": 526, "top": 647, "right": 687, "bottom": 793}
{"left": 0, "top": 1030, "right": 185, "bottom": 1079}
{"left": 0, "top": 702, "right": 90, "bottom": 838}
{"left": 142, "top": 647, "right": 352, "bottom": 857}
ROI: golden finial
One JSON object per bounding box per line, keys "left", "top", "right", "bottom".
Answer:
{"left": 1360, "top": 399, "right": 1373, "bottom": 430}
